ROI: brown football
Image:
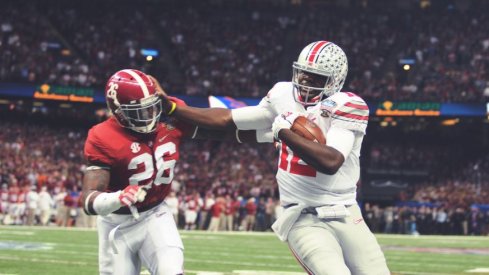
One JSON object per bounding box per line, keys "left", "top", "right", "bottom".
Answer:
{"left": 290, "top": 116, "right": 326, "bottom": 144}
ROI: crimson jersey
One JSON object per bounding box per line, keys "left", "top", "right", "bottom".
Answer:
{"left": 84, "top": 116, "right": 192, "bottom": 214}
{"left": 17, "top": 191, "right": 26, "bottom": 203}
{"left": 8, "top": 186, "right": 19, "bottom": 204}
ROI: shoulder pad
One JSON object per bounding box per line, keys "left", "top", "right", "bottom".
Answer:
{"left": 264, "top": 82, "right": 292, "bottom": 103}
{"left": 323, "top": 92, "right": 369, "bottom": 134}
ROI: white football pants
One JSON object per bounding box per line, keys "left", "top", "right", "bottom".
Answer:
{"left": 287, "top": 204, "right": 390, "bottom": 275}
{"left": 97, "top": 202, "right": 184, "bottom": 275}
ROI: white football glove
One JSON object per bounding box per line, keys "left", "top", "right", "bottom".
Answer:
{"left": 272, "top": 111, "right": 301, "bottom": 140}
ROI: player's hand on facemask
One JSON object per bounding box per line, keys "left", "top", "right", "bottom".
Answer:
{"left": 119, "top": 185, "right": 147, "bottom": 207}
{"left": 272, "top": 111, "right": 302, "bottom": 140}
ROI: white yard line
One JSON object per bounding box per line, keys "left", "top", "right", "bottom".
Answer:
{"left": 465, "top": 268, "right": 489, "bottom": 273}
{"left": 0, "top": 254, "right": 96, "bottom": 266}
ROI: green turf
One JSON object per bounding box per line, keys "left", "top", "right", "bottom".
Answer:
{"left": 0, "top": 226, "right": 488, "bottom": 275}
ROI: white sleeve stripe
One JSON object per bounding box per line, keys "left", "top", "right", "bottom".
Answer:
{"left": 86, "top": 166, "right": 110, "bottom": 171}
{"left": 336, "top": 107, "right": 369, "bottom": 116}
{"left": 331, "top": 115, "right": 368, "bottom": 125}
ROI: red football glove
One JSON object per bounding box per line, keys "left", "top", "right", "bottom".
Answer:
{"left": 119, "top": 186, "right": 147, "bottom": 207}
{"left": 168, "top": 96, "right": 187, "bottom": 107}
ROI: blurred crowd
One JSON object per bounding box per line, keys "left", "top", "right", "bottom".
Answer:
{"left": 1, "top": 0, "right": 489, "bottom": 102}
{"left": 0, "top": 120, "right": 488, "bottom": 235}
{"left": 363, "top": 204, "right": 489, "bottom": 236}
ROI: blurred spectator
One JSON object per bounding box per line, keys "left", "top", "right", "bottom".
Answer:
{"left": 26, "top": 185, "right": 39, "bottom": 225}
{"left": 38, "top": 186, "right": 53, "bottom": 226}
{"left": 165, "top": 191, "right": 179, "bottom": 224}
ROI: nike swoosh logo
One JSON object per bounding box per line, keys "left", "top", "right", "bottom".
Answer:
{"left": 159, "top": 134, "right": 170, "bottom": 142}
{"left": 156, "top": 211, "right": 166, "bottom": 217}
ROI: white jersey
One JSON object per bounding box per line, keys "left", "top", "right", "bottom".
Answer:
{"left": 232, "top": 82, "right": 369, "bottom": 207}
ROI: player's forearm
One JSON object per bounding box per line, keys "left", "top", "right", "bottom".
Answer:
{"left": 82, "top": 168, "right": 120, "bottom": 215}
{"left": 193, "top": 128, "right": 273, "bottom": 144}
{"left": 278, "top": 129, "right": 344, "bottom": 175}
{"left": 174, "top": 106, "right": 236, "bottom": 130}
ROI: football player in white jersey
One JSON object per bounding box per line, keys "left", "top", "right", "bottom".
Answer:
{"left": 158, "top": 41, "right": 389, "bottom": 275}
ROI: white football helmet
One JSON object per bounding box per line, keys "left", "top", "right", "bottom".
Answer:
{"left": 292, "top": 41, "right": 348, "bottom": 106}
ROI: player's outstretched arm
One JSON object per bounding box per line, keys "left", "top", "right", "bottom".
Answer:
{"left": 150, "top": 75, "right": 235, "bottom": 130}
{"left": 191, "top": 128, "right": 269, "bottom": 144}
{"left": 173, "top": 105, "right": 235, "bottom": 130}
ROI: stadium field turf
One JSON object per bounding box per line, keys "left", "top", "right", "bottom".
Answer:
{"left": 0, "top": 226, "right": 488, "bottom": 275}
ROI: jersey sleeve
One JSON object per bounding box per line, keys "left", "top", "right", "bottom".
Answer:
{"left": 231, "top": 82, "right": 286, "bottom": 130}
{"left": 84, "top": 128, "right": 114, "bottom": 167}
{"left": 326, "top": 127, "right": 356, "bottom": 159}
{"left": 324, "top": 92, "right": 369, "bottom": 134}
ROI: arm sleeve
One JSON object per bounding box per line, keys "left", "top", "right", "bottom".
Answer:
{"left": 256, "top": 128, "right": 274, "bottom": 143}
{"left": 326, "top": 127, "right": 355, "bottom": 159}
{"left": 231, "top": 104, "right": 275, "bottom": 130}
{"left": 84, "top": 129, "right": 114, "bottom": 167}
{"left": 330, "top": 102, "right": 369, "bottom": 135}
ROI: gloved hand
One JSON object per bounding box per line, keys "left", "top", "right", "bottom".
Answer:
{"left": 272, "top": 111, "right": 301, "bottom": 140}
{"left": 119, "top": 186, "right": 147, "bottom": 207}
{"left": 148, "top": 75, "right": 176, "bottom": 115}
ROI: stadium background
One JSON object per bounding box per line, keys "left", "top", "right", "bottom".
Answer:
{"left": 0, "top": 0, "right": 488, "bottom": 274}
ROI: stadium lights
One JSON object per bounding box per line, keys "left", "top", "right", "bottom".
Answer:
{"left": 59, "top": 103, "right": 72, "bottom": 108}
{"left": 141, "top": 48, "right": 158, "bottom": 62}
{"left": 441, "top": 118, "right": 459, "bottom": 126}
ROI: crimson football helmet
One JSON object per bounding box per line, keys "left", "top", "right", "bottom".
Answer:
{"left": 292, "top": 41, "right": 348, "bottom": 106}
{"left": 105, "top": 69, "right": 162, "bottom": 133}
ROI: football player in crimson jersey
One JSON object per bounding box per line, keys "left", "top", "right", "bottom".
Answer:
{"left": 158, "top": 41, "right": 389, "bottom": 274}
{"left": 82, "top": 69, "right": 257, "bottom": 275}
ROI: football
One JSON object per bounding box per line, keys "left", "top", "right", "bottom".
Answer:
{"left": 290, "top": 116, "right": 326, "bottom": 144}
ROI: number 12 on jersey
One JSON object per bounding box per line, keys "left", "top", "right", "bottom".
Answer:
{"left": 278, "top": 143, "right": 316, "bottom": 177}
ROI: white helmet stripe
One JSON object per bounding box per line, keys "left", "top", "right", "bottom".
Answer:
{"left": 122, "top": 69, "right": 150, "bottom": 97}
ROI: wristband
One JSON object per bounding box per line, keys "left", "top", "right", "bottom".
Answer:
{"left": 168, "top": 102, "right": 177, "bottom": 115}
